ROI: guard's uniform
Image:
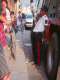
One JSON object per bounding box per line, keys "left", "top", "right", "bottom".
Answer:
{"left": 31, "top": 15, "right": 48, "bottom": 65}
{"left": 17, "top": 13, "right": 22, "bottom": 31}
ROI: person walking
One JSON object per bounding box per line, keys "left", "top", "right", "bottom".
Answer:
{"left": 17, "top": 11, "right": 22, "bottom": 31}
{"left": 10, "top": 11, "right": 17, "bottom": 34}
{"left": 0, "top": 0, "right": 11, "bottom": 80}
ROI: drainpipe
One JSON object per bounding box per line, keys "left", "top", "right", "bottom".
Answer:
{"left": 0, "top": 0, "right": 2, "bottom": 15}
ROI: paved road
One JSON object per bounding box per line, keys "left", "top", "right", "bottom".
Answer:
{"left": 4, "top": 30, "right": 60, "bottom": 80}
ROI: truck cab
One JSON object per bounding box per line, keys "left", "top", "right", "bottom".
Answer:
{"left": 42, "top": 0, "right": 60, "bottom": 80}
{"left": 35, "top": 0, "right": 60, "bottom": 80}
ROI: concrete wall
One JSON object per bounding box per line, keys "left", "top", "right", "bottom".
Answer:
{"left": 34, "top": 0, "right": 60, "bottom": 18}
{"left": 44, "top": 0, "right": 60, "bottom": 18}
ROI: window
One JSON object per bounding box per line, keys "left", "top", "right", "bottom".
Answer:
{"left": 30, "top": 0, "right": 33, "bottom": 3}
{"left": 26, "top": 14, "right": 33, "bottom": 18}
{"left": 14, "top": 0, "right": 17, "bottom": 3}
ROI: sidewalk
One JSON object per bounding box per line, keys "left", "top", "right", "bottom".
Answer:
{"left": 4, "top": 40, "right": 29, "bottom": 80}
{"left": 3, "top": 31, "right": 60, "bottom": 80}
{"left": 3, "top": 31, "right": 43, "bottom": 80}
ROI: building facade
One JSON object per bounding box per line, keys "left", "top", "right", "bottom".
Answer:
{"left": 36, "top": 0, "right": 60, "bottom": 18}
{"left": 44, "top": 0, "right": 60, "bottom": 18}
{"left": 7, "top": 0, "right": 21, "bottom": 13}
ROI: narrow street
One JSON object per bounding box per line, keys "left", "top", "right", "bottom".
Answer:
{"left": 0, "top": 0, "right": 60, "bottom": 80}
{"left": 3, "top": 30, "right": 60, "bottom": 80}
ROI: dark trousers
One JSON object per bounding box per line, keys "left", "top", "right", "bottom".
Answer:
{"left": 31, "top": 32, "right": 44, "bottom": 65}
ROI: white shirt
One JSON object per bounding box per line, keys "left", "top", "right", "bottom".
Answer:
{"left": 4, "top": 8, "right": 11, "bottom": 30}
{"left": 33, "top": 15, "right": 48, "bottom": 32}
{"left": 6, "top": 8, "right": 11, "bottom": 21}
{"left": 17, "top": 14, "right": 22, "bottom": 26}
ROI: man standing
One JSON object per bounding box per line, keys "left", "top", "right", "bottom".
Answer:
{"left": 31, "top": 5, "right": 49, "bottom": 65}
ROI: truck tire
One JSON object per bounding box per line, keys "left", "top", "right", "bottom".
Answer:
{"left": 45, "top": 33, "right": 59, "bottom": 80}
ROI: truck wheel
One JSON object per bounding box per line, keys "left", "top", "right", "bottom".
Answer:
{"left": 45, "top": 33, "right": 59, "bottom": 80}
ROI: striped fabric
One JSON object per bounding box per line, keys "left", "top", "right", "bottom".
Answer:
{"left": 0, "top": 46, "right": 10, "bottom": 79}
{"left": 0, "top": 22, "right": 7, "bottom": 47}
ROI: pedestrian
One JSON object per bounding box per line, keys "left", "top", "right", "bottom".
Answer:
{"left": 17, "top": 11, "right": 22, "bottom": 31}
{"left": 1, "top": 0, "right": 11, "bottom": 46}
{"left": 0, "top": 0, "right": 11, "bottom": 48}
{"left": 2, "top": 0, "right": 16, "bottom": 59}
{"left": 2, "top": 0, "right": 11, "bottom": 30}
{"left": 10, "top": 11, "right": 17, "bottom": 33}
{"left": 21, "top": 13, "right": 26, "bottom": 31}
{"left": 31, "top": 5, "right": 49, "bottom": 65}
{"left": 0, "top": 0, "right": 11, "bottom": 80}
